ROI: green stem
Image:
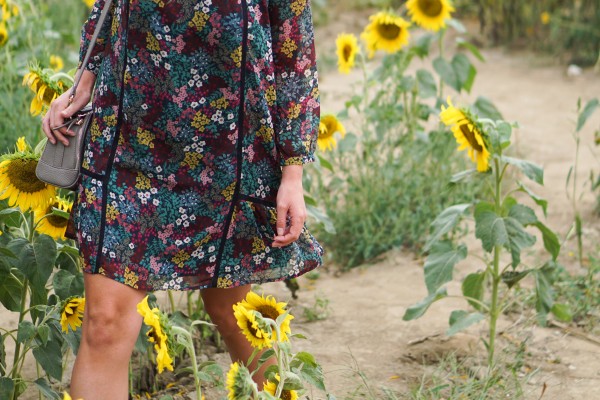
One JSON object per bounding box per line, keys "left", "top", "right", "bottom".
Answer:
{"left": 187, "top": 291, "right": 193, "bottom": 317}
{"left": 173, "top": 327, "right": 202, "bottom": 400}
{"left": 488, "top": 157, "right": 503, "bottom": 369}
{"left": 167, "top": 290, "right": 176, "bottom": 314}
{"left": 36, "top": 362, "right": 42, "bottom": 400}
{"left": 437, "top": 28, "right": 447, "bottom": 100}
{"left": 11, "top": 279, "right": 29, "bottom": 400}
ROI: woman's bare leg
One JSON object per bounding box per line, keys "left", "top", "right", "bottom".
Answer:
{"left": 201, "top": 285, "right": 276, "bottom": 386}
{"left": 70, "top": 273, "right": 146, "bottom": 400}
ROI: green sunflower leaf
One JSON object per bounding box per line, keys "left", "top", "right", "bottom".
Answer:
{"left": 472, "top": 96, "right": 503, "bottom": 120}
{"left": 517, "top": 181, "right": 548, "bottom": 217}
{"left": 534, "top": 263, "right": 558, "bottom": 325}
{"left": 0, "top": 377, "right": 15, "bottom": 400}
{"left": 502, "top": 156, "right": 544, "bottom": 185}
{"left": 433, "top": 57, "right": 460, "bottom": 92}
{"left": 424, "top": 241, "right": 467, "bottom": 294}
{"left": 533, "top": 222, "right": 560, "bottom": 260}
{"left": 447, "top": 310, "right": 485, "bottom": 336}
{"left": 32, "top": 337, "right": 63, "bottom": 381}
{"left": 462, "top": 272, "right": 486, "bottom": 311}
{"left": 475, "top": 202, "right": 536, "bottom": 266}
{"left": 33, "top": 378, "right": 60, "bottom": 400}
{"left": 456, "top": 38, "right": 485, "bottom": 62}
{"left": 508, "top": 204, "right": 538, "bottom": 226}
{"left": 403, "top": 287, "right": 448, "bottom": 321}
{"left": 416, "top": 69, "right": 437, "bottom": 99}
{"left": 451, "top": 53, "right": 476, "bottom": 93}
{"left": 17, "top": 321, "right": 35, "bottom": 344}
{"left": 576, "top": 98, "right": 599, "bottom": 132}
{"left": 53, "top": 269, "right": 84, "bottom": 300}
{"left": 424, "top": 203, "right": 471, "bottom": 252}
{"left": 501, "top": 270, "right": 531, "bottom": 288}
{"left": 0, "top": 270, "right": 22, "bottom": 312}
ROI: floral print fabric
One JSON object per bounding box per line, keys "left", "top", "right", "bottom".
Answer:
{"left": 74, "top": 0, "right": 322, "bottom": 291}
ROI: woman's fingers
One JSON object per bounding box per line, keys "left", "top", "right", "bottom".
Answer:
{"left": 272, "top": 203, "right": 306, "bottom": 248}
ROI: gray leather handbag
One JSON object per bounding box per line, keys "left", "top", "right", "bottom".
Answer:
{"left": 35, "top": 0, "right": 113, "bottom": 190}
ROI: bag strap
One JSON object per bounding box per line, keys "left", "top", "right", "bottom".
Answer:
{"left": 69, "top": 0, "right": 114, "bottom": 106}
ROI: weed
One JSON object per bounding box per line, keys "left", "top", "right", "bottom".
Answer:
{"left": 302, "top": 294, "right": 331, "bottom": 322}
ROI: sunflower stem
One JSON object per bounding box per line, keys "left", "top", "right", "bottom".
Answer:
{"left": 49, "top": 72, "right": 74, "bottom": 84}
{"left": 10, "top": 278, "right": 29, "bottom": 395}
{"left": 488, "top": 157, "right": 503, "bottom": 370}
{"left": 437, "top": 27, "right": 447, "bottom": 100}
{"left": 167, "top": 290, "right": 176, "bottom": 314}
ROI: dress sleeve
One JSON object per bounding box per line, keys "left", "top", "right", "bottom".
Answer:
{"left": 77, "top": 0, "right": 114, "bottom": 76}
{"left": 268, "top": 0, "right": 320, "bottom": 166}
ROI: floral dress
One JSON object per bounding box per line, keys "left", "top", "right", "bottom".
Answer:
{"left": 73, "top": 0, "right": 323, "bottom": 291}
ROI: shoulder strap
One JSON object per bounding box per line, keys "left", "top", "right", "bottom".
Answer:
{"left": 69, "top": 0, "right": 114, "bottom": 105}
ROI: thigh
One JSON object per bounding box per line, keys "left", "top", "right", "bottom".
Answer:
{"left": 201, "top": 284, "right": 251, "bottom": 316}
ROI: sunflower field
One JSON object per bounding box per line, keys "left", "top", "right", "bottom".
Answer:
{"left": 2, "top": 0, "right": 600, "bottom": 399}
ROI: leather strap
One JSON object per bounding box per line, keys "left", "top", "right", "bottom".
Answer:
{"left": 69, "top": 0, "right": 114, "bottom": 106}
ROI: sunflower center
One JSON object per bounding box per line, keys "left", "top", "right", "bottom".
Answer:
{"left": 417, "top": 0, "right": 443, "bottom": 17}
{"left": 318, "top": 125, "right": 333, "bottom": 139}
{"left": 343, "top": 44, "right": 353, "bottom": 61}
{"left": 41, "top": 85, "right": 59, "bottom": 104}
{"left": 459, "top": 123, "right": 483, "bottom": 152}
{"left": 281, "top": 390, "right": 293, "bottom": 400}
{"left": 44, "top": 203, "right": 68, "bottom": 228}
{"left": 246, "top": 320, "right": 260, "bottom": 337}
{"left": 256, "top": 305, "right": 280, "bottom": 321}
{"left": 376, "top": 23, "right": 401, "bottom": 40}
{"left": 6, "top": 158, "right": 47, "bottom": 193}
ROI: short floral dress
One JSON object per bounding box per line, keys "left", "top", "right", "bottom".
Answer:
{"left": 73, "top": 0, "right": 323, "bottom": 291}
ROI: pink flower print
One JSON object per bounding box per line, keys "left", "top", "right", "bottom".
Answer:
{"left": 172, "top": 86, "right": 188, "bottom": 108}
{"left": 158, "top": 223, "right": 174, "bottom": 244}
{"left": 174, "top": 35, "right": 185, "bottom": 53}
{"left": 167, "top": 174, "right": 177, "bottom": 190}
{"left": 150, "top": 256, "right": 162, "bottom": 274}
{"left": 244, "top": 144, "right": 255, "bottom": 162}
{"left": 167, "top": 119, "right": 181, "bottom": 137}
{"left": 199, "top": 168, "right": 213, "bottom": 185}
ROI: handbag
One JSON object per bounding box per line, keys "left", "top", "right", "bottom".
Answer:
{"left": 35, "top": 0, "right": 113, "bottom": 190}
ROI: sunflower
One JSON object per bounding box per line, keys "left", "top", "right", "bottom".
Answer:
{"left": 0, "top": 21, "right": 7, "bottom": 46}
{"left": 440, "top": 97, "right": 490, "bottom": 172}
{"left": 22, "top": 63, "right": 65, "bottom": 116}
{"left": 50, "top": 55, "right": 64, "bottom": 71}
{"left": 136, "top": 296, "right": 174, "bottom": 373}
{"left": 317, "top": 114, "right": 346, "bottom": 152}
{"left": 226, "top": 362, "right": 256, "bottom": 400}
{"left": 34, "top": 196, "right": 73, "bottom": 240}
{"left": 406, "top": 0, "right": 455, "bottom": 32}
{"left": 0, "top": 152, "right": 56, "bottom": 212}
{"left": 82, "top": 0, "right": 95, "bottom": 8}
{"left": 233, "top": 303, "right": 273, "bottom": 349}
{"left": 16, "top": 137, "right": 27, "bottom": 152}
{"left": 336, "top": 33, "right": 359, "bottom": 74}
{"left": 361, "top": 11, "right": 410, "bottom": 58}
{"left": 60, "top": 297, "right": 85, "bottom": 333}
{"left": 239, "top": 291, "right": 294, "bottom": 342}
{"left": 540, "top": 12, "right": 551, "bottom": 25}
{"left": 264, "top": 374, "right": 299, "bottom": 400}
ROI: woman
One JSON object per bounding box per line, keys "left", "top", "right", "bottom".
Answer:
{"left": 41, "top": 0, "right": 322, "bottom": 398}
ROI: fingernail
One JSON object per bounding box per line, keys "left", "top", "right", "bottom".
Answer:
{"left": 277, "top": 228, "right": 284, "bottom": 236}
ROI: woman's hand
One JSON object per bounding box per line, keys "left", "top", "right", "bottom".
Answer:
{"left": 42, "top": 69, "right": 96, "bottom": 146}
{"left": 272, "top": 165, "right": 306, "bottom": 248}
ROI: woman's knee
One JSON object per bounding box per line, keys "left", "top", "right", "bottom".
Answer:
{"left": 82, "top": 305, "right": 138, "bottom": 350}
{"left": 202, "top": 287, "right": 249, "bottom": 336}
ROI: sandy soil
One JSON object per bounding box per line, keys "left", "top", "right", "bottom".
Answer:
{"left": 2, "top": 14, "right": 600, "bottom": 400}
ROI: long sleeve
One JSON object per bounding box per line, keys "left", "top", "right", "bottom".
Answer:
{"left": 77, "top": 0, "right": 114, "bottom": 76}
{"left": 268, "top": 0, "right": 320, "bottom": 166}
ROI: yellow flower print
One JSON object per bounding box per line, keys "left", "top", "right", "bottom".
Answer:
{"left": 290, "top": 0, "right": 306, "bottom": 16}
{"left": 137, "top": 128, "right": 155, "bottom": 148}
{"left": 172, "top": 250, "right": 190, "bottom": 267}
{"left": 288, "top": 103, "right": 301, "bottom": 120}
{"left": 252, "top": 237, "right": 266, "bottom": 254}
{"left": 135, "top": 173, "right": 151, "bottom": 190}
{"left": 124, "top": 267, "right": 139, "bottom": 288}
{"left": 265, "top": 85, "right": 276, "bottom": 106}
{"left": 281, "top": 38, "right": 298, "bottom": 58}
{"left": 189, "top": 11, "right": 209, "bottom": 30}
{"left": 230, "top": 46, "right": 242, "bottom": 67}
{"left": 183, "top": 152, "right": 203, "bottom": 169}
{"left": 146, "top": 32, "right": 160, "bottom": 52}
{"left": 221, "top": 182, "right": 236, "bottom": 201}
{"left": 191, "top": 111, "right": 210, "bottom": 131}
